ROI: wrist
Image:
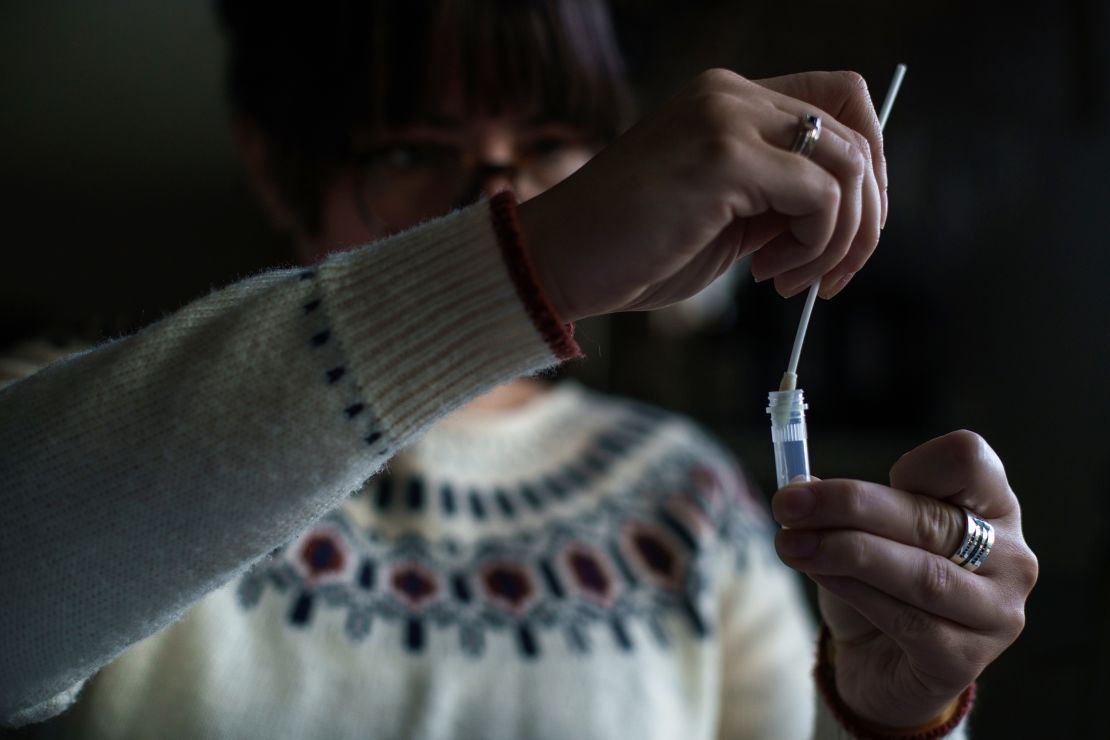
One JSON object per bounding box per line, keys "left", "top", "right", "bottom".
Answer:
{"left": 815, "top": 625, "right": 975, "bottom": 739}
{"left": 514, "top": 190, "right": 580, "bottom": 323}
{"left": 488, "top": 192, "right": 582, "bottom": 360}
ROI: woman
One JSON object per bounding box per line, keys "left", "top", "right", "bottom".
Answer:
{"left": 0, "top": 1, "right": 1036, "bottom": 738}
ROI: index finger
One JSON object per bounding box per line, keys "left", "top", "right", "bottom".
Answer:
{"left": 773, "top": 478, "right": 966, "bottom": 562}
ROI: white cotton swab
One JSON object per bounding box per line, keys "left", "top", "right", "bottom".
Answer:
{"left": 877, "top": 63, "right": 907, "bottom": 131}
{"left": 778, "top": 63, "right": 907, "bottom": 392}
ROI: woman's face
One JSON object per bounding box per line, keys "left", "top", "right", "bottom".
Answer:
{"left": 300, "top": 95, "right": 595, "bottom": 263}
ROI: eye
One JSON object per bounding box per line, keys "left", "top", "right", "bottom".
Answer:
{"left": 527, "top": 137, "right": 575, "bottom": 159}
{"left": 374, "top": 142, "right": 458, "bottom": 170}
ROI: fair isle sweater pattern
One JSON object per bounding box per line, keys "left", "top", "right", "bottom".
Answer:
{"left": 236, "top": 412, "right": 770, "bottom": 660}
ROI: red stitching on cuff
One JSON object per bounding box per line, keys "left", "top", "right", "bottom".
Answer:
{"left": 815, "top": 625, "right": 976, "bottom": 739}
{"left": 488, "top": 191, "right": 582, "bottom": 361}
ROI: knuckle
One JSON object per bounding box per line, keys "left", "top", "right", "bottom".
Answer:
{"left": 913, "top": 499, "right": 960, "bottom": 551}
{"left": 700, "top": 131, "right": 736, "bottom": 161}
{"left": 913, "top": 556, "right": 952, "bottom": 603}
{"left": 700, "top": 132, "right": 747, "bottom": 170}
{"left": 943, "top": 429, "right": 1002, "bottom": 480}
{"left": 953, "top": 638, "right": 992, "bottom": 678}
{"left": 816, "top": 173, "right": 841, "bottom": 210}
{"left": 1002, "top": 605, "right": 1027, "bottom": 640}
{"left": 690, "top": 91, "right": 737, "bottom": 130}
{"left": 843, "top": 145, "right": 867, "bottom": 181}
{"left": 839, "top": 532, "right": 871, "bottom": 570}
{"left": 850, "top": 129, "right": 873, "bottom": 157}
{"left": 891, "top": 603, "right": 936, "bottom": 643}
{"left": 1017, "top": 548, "right": 1040, "bottom": 591}
{"left": 837, "top": 69, "right": 869, "bottom": 94}
{"left": 946, "top": 429, "right": 991, "bottom": 465}
{"left": 695, "top": 67, "right": 743, "bottom": 91}
{"left": 837, "top": 480, "right": 870, "bottom": 519}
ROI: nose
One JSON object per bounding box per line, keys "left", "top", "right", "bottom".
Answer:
{"left": 453, "top": 161, "right": 517, "bottom": 208}
{"left": 474, "top": 162, "right": 516, "bottom": 197}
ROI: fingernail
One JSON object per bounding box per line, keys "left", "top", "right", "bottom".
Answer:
{"left": 752, "top": 271, "right": 768, "bottom": 284}
{"left": 778, "top": 530, "right": 819, "bottom": 558}
{"left": 774, "top": 486, "right": 815, "bottom": 522}
{"left": 820, "top": 272, "right": 855, "bottom": 299}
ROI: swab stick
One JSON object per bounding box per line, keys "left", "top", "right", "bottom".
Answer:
{"left": 779, "top": 63, "right": 907, "bottom": 392}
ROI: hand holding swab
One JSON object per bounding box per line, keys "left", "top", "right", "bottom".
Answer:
{"left": 779, "top": 63, "right": 907, "bottom": 392}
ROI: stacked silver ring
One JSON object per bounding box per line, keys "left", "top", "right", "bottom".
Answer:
{"left": 791, "top": 114, "right": 822, "bottom": 157}
{"left": 950, "top": 509, "right": 995, "bottom": 572}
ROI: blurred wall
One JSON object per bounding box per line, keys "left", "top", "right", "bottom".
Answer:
{"left": 2, "top": 0, "right": 1109, "bottom": 737}
{"left": 0, "top": 1, "right": 289, "bottom": 341}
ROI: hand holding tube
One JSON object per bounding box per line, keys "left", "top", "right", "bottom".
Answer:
{"left": 770, "top": 431, "right": 1038, "bottom": 728}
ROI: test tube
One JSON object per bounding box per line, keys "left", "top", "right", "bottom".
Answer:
{"left": 767, "top": 389, "right": 810, "bottom": 489}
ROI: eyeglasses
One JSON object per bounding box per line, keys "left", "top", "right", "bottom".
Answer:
{"left": 353, "top": 136, "right": 594, "bottom": 230}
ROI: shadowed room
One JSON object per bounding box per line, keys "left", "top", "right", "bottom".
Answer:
{"left": 1, "top": 1, "right": 1107, "bottom": 737}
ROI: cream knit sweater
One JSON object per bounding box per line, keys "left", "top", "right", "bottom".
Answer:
{"left": 0, "top": 198, "right": 968, "bottom": 739}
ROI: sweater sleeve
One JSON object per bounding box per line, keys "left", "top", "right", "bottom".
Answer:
{"left": 0, "top": 197, "right": 578, "bottom": 726}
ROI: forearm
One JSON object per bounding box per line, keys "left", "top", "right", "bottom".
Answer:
{"left": 0, "top": 198, "right": 575, "bottom": 724}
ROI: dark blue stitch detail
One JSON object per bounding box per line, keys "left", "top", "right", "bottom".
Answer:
{"left": 563, "top": 464, "right": 590, "bottom": 489}
{"left": 610, "top": 616, "right": 633, "bottom": 651}
{"left": 374, "top": 476, "right": 394, "bottom": 510}
{"left": 358, "top": 560, "right": 375, "bottom": 590}
{"left": 452, "top": 573, "right": 472, "bottom": 603}
{"left": 289, "top": 592, "right": 314, "bottom": 626}
{"left": 364, "top": 431, "right": 382, "bottom": 445}
{"left": 681, "top": 596, "right": 708, "bottom": 638}
{"left": 648, "top": 613, "right": 670, "bottom": 648}
{"left": 609, "top": 543, "right": 638, "bottom": 586}
{"left": 303, "top": 299, "right": 321, "bottom": 314}
{"left": 658, "top": 509, "right": 698, "bottom": 552}
{"left": 440, "top": 484, "right": 457, "bottom": 515}
{"left": 405, "top": 618, "right": 425, "bottom": 652}
{"left": 567, "top": 624, "right": 589, "bottom": 653}
{"left": 519, "top": 484, "right": 544, "bottom": 511}
{"left": 345, "top": 403, "right": 364, "bottom": 419}
{"left": 468, "top": 490, "right": 487, "bottom": 519}
{"left": 544, "top": 475, "right": 567, "bottom": 500}
{"left": 493, "top": 489, "right": 515, "bottom": 518}
{"left": 595, "top": 433, "right": 629, "bottom": 455}
{"left": 406, "top": 477, "right": 425, "bottom": 510}
{"left": 518, "top": 625, "right": 539, "bottom": 658}
{"left": 310, "top": 330, "right": 331, "bottom": 347}
{"left": 539, "top": 559, "right": 564, "bottom": 598}
{"left": 582, "top": 452, "right": 609, "bottom": 474}
{"left": 326, "top": 366, "right": 346, "bottom": 384}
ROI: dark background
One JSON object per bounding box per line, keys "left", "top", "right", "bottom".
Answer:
{"left": 2, "top": 0, "right": 1108, "bottom": 736}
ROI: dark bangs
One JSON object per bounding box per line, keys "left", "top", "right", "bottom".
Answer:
{"left": 218, "top": 0, "right": 633, "bottom": 232}
{"left": 368, "top": 0, "right": 633, "bottom": 141}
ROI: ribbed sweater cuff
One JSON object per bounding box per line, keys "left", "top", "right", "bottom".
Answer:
{"left": 317, "top": 199, "right": 577, "bottom": 449}
{"left": 487, "top": 191, "right": 581, "bottom": 360}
